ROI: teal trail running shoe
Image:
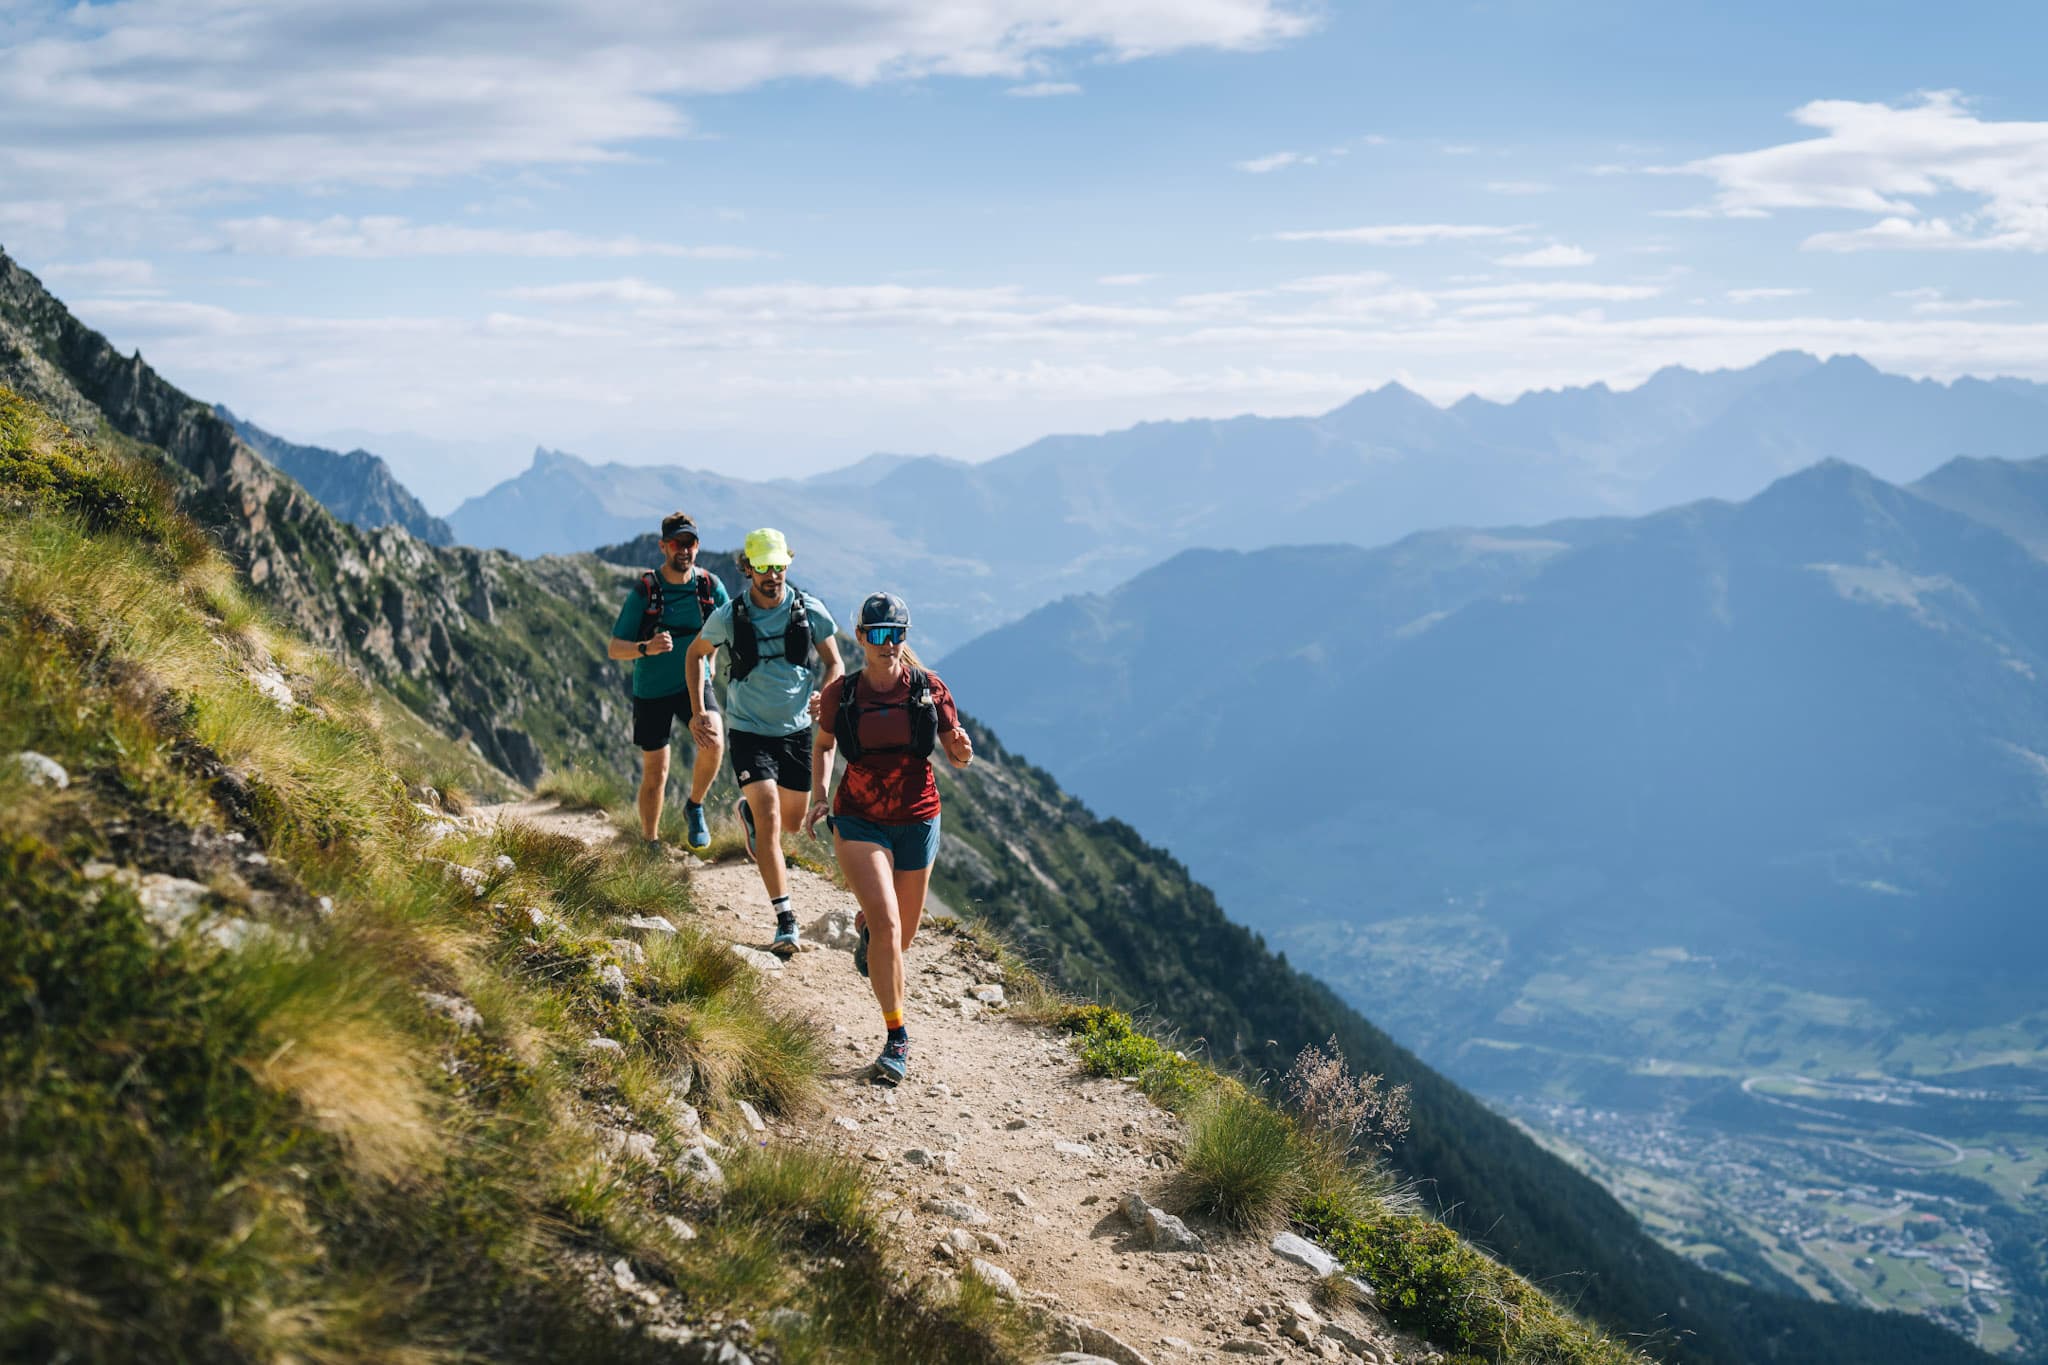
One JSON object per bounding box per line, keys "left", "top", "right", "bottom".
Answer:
{"left": 770, "top": 920, "right": 801, "bottom": 959}
{"left": 684, "top": 801, "right": 711, "bottom": 852}
{"left": 871, "top": 1034, "right": 909, "bottom": 1086}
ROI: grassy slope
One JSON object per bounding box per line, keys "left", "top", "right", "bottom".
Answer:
{"left": 0, "top": 386, "right": 1026, "bottom": 1363}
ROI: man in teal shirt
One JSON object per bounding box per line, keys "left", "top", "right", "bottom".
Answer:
{"left": 607, "top": 511, "right": 730, "bottom": 851}
{"left": 686, "top": 528, "right": 842, "bottom": 955}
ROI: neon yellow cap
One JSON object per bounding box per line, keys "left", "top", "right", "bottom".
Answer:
{"left": 743, "top": 527, "right": 792, "bottom": 568}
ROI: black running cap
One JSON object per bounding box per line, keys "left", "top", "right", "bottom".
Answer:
{"left": 659, "top": 511, "right": 698, "bottom": 541}
{"left": 859, "top": 592, "right": 911, "bottom": 629}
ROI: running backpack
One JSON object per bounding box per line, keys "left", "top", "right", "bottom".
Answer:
{"left": 834, "top": 667, "right": 937, "bottom": 762}
{"left": 729, "top": 586, "right": 819, "bottom": 682}
{"left": 636, "top": 567, "right": 719, "bottom": 641}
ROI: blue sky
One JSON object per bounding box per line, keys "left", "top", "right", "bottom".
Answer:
{"left": 4, "top": 0, "right": 2046, "bottom": 508}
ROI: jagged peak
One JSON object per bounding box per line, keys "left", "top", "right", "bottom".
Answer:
{"left": 527, "top": 446, "right": 589, "bottom": 473}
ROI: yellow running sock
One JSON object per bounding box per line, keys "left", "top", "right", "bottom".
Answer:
{"left": 882, "top": 1010, "right": 903, "bottom": 1031}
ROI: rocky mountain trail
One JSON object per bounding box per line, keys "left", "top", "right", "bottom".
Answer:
{"left": 478, "top": 798, "right": 1432, "bottom": 1365}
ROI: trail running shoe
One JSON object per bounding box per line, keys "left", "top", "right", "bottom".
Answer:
{"left": 684, "top": 801, "right": 711, "bottom": 852}
{"left": 770, "top": 920, "right": 801, "bottom": 959}
{"left": 854, "top": 920, "right": 870, "bottom": 978}
{"left": 870, "top": 1034, "right": 910, "bottom": 1087}
{"left": 735, "top": 797, "right": 757, "bottom": 860}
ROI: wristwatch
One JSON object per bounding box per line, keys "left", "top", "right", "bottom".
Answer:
{"left": 636, "top": 641, "right": 647, "bottom": 656}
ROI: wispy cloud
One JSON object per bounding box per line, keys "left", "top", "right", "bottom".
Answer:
{"left": 1484, "top": 180, "right": 1553, "bottom": 195}
{"left": 1493, "top": 244, "right": 1595, "bottom": 268}
{"left": 1893, "top": 287, "right": 2018, "bottom": 314}
{"left": 1098, "top": 273, "right": 1156, "bottom": 286}
{"left": 1676, "top": 91, "right": 2048, "bottom": 251}
{"left": 1005, "top": 81, "right": 1082, "bottom": 97}
{"left": 1237, "top": 150, "right": 1314, "bottom": 173}
{"left": 209, "top": 216, "right": 765, "bottom": 260}
{"left": 1726, "top": 287, "right": 1811, "bottom": 302}
{"left": 1273, "top": 223, "right": 1533, "bottom": 246}
{"left": 0, "top": 0, "right": 1314, "bottom": 203}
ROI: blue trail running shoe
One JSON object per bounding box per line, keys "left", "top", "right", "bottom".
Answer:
{"left": 684, "top": 801, "right": 711, "bottom": 852}
{"left": 734, "top": 797, "right": 757, "bottom": 860}
{"left": 770, "top": 919, "right": 801, "bottom": 959}
{"left": 854, "top": 920, "right": 870, "bottom": 978}
{"left": 871, "top": 1034, "right": 910, "bottom": 1087}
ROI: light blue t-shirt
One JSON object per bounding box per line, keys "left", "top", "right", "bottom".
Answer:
{"left": 698, "top": 589, "right": 838, "bottom": 736}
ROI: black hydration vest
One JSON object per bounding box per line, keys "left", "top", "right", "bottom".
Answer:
{"left": 834, "top": 666, "right": 937, "bottom": 762}
{"left": 636, "top": 567, "right": 719, "bottom": 641}
{"left": 729, "top": 586, "right": 818, "bottom": 682}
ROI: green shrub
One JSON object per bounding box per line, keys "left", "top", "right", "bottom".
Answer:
{"left": 1060, "top": 1004, "right": 1213, "bottom": 1109}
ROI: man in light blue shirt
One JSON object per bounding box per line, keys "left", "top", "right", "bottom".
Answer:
{"left": 686, "top": 528, "right": 842, "bottom": 955}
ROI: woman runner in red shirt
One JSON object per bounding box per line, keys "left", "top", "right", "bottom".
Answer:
{"left": 804, "top": 592, "right": 973, "bottom": 1086}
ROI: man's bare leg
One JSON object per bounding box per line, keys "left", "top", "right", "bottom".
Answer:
{"left": 637, "top": 746, "right": 670, "bottom": 840}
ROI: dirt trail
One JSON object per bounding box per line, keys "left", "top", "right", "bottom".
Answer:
{"left": 485, "top": 800, "right": 1423, "bottom": 1365}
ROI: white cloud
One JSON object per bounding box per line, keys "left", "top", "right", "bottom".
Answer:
{"left": 1726, "top": 286, "right": 1810, "bottom": 303}
{"left": 1273, "top": 223, "right": 1533, "bottom": 246}
{"left": 1676, "top": 91, "right": 2048, "bottom": 251}
{"left": 1442, "top": 281, "right": 1660, "bottom": 303}
{"left": 206, "top": 216, "right": 765, "bottom": 260}
{"left": 1005, "top": 81, "right": 1082, "bottom": 97}
{"left": 1237, "top": 150, "right": 1314, "bottom": 173}
{"left": 1484, "top": 180, "right": 1553, "bottom": 195}
{"left": 0, "top": 0, "right": 1313, "bottom": 202}
{"left": 506, "top": 278, "right": 682, "bottom": 305}
{"left": 1893, "top": 288, "right": 2018, "bottom": 315}
{"left": 1492, "top": 244, "right": 1595, "bottom": 268}
{"left": 1098, "top": 273, "right": 1156, "bottom": 286}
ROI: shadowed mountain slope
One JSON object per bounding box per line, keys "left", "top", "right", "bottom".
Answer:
{"left": 216, "top": 405, "right": 454, "bottom": 545}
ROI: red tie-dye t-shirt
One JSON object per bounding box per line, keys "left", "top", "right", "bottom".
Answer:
{"left": 821, "top": 668, "right": 961, "bottom": 823}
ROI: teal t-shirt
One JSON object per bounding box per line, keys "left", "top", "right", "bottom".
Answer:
{"left": 611, "top": 568, "right": 731, "bottom": 700}
{"left": 697, "top": 589, "right": 837, "bottom": 736}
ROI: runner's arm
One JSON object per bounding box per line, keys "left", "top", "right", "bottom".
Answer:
{"left": 804, "top": 720, "right": 837, "bottom": 836}
{"left": 811, "top": 633, "right": 844, "bottom": 705}
{"left": 608, "top": 633, "right": 669, "bottom": 660}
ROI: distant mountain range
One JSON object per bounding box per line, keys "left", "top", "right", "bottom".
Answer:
{"left": 216, "top": 405, "right": 454, "bottom": 545}
{"left": 0, "top": 242, "right": 2011, "bottom": 1365}
{"left": 446, "top": 352, "right": 2048, "bottom": 652}
{"left": 943, "top": 454, "right": 2048, "bottom": 1068}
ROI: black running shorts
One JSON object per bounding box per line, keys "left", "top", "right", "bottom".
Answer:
{"left": 631, "top": 684, "right": 719, "bottom": 752}
{"left": 729, "top": 727, "right": 813, "bottom": 792}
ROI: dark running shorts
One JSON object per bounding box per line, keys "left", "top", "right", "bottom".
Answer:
{"left": 729, "top": 727, "right": 813, "bottom": 792}
{"left": 632, "top": 684, "right": 719, "bottom": 752}
{"left": 829, "top": 813, "right": 942, "bottom": 872}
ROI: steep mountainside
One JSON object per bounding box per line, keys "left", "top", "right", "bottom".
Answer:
{"left": 0, "top": 246, "right": 1994, "bottom": 1365}
{"left": 217, "top": 405, "right": 455, "bottom": 545}
{"left": 446, "top": 351, "right": 2048, "bottom": 651}
{"left": 945, "top": 461, "right": 2048, "bottom": 1023}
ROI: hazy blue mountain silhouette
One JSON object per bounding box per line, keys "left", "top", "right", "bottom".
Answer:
{"left": 446, "top": 353, "right": 2048, "bottom": 652}
{"left": 942, "top": 457, "right": 2048, "bottom": 1025}
{"left": 216, "top": 406, "right": 453, "bottom": 546}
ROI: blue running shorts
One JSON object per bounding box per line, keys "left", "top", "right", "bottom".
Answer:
{"left": 830, "top": 813, "right": 942, "bottom": 871}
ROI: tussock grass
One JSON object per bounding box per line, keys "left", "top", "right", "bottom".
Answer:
{"left": 1181, "top": 1087, "right": 1306, "bottom": 1230}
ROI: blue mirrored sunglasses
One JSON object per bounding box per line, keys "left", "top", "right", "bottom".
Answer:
{"left": 862, "top": 625, "right": 907, "bottom": 645}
